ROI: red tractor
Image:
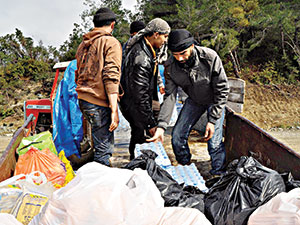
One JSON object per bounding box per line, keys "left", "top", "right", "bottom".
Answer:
{"left": 23, "top": 61, "right": 71, "bottom": 134}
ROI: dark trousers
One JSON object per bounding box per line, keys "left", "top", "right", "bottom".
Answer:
{"left": 172, "top": 98, "right": 226, "bottom": 174}
{"left": 79, "top": 100, "right": 113, "bottom": 166}
{"left": 121, "top": 100, "right": 160, "bottom": 160}
{"left": 120, "top": 109, "right": 145, "bottom": 160}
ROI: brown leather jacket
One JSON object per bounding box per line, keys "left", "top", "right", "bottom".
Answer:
{"left": 75, "top": 27, "right": 122, "bottom": 107}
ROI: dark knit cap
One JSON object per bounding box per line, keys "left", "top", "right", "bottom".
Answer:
{"left": 130, "top": 21, "right": 145, "bottom": 34}
{"left": 168, "top": 29, "right": 195, "bottom": 52}
{"left": 93, "top": 7, "right": 116, "bottom": 23}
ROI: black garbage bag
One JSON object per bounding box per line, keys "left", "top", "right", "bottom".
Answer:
{"left": 204, "top": 156, "right": 286, "bottom": 225}
{"left": 281, "top": 172, "right": 300, "bottom": 192}
{"left": 124, "top": 150, "right": 205, "bottom": 212}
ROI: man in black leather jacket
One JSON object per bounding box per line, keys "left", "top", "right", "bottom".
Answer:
{"left": 119, "top": 18, "right": 170, "bottom": 159}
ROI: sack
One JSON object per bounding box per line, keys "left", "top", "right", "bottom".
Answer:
{"left": 31, "top": 162, "right": 165, "bottom": 225}
{"left": 125, "top": 150, "right": 205, "bottom": 212}
{"left": 14, "top": 147, "right": 66, "bottom": 187}
{"left": 58, "top": 150, "right": 75, "bottom": 186}
{"left": 17, "top": 131, "right": 57, "bottom": 156}
{"left": 204, "top": 156, "right": 286, "bottom": 225}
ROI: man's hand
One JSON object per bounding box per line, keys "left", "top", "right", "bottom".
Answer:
{"left": 203, "top": 122, "right": 215, "bottom": 141}
{"left": 109, "top": 109, "right": 119, "bottom": 132}
{"left": 159, "top": 86, "right": 165, "bottom": 94}
{"left": 148, "top": 127, "right": 157, "bottom": 137}
{"left": 146, "top": 127, "right": 165, "bottom": 143}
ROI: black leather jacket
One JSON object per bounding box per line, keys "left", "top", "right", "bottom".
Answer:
{"left": 120, "top": 38, "right": 158, "bottom": 129}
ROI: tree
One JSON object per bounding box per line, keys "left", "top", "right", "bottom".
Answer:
{"left": 136, "top": 0, "right": 299, "bottom": 81}
{"left": 136, "top": 0, "right": 178, "bottom": 26}
{"left": 59, "top": 23, "right": 84, "bottom": 62}
{"left": 244, "top": 0, "right": 300, "bottom": 81}
{"left": 0, "top": 29, "right": 58, "bottom": 65}
{"left": 173, "top": 0, "right": 259, "bottom": 77}
{"left": 59, "top": 0, "right": 133, "bottom": 61}
{"left": 0, "top": 29, "right": 55, "bottom": 111}
{"left": 80, "top": 0, "right": 131, "bottom": 44}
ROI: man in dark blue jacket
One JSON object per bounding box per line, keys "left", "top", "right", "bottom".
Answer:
{"left": 122, "top": 21, "right": 145, "bottom": 56}
{"left": 148, "top": 29, "right": 229, "bottom": 175}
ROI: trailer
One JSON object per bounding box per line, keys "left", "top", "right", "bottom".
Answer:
{"left": 1, "top": 105, "right": 300, "bottom": 183}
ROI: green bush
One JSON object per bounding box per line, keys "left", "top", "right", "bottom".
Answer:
{"left": 0, "top": 107, "right": 15, "bottom": 120}
{"left": 240, "top": 62, "right": 294, "bottom": 85}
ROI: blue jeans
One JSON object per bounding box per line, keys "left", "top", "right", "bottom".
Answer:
{"left": 79, "top": 100, "right": 113, "bottom": 166}
{"left": 172, "top": 98, "right": 226, "bottom": 175}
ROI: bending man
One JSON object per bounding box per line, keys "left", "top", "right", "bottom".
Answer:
{"left": 148, "top": 29, "right": 229, "bottom": 176}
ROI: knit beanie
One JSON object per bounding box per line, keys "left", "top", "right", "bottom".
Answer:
{"left": 130, "top": 21, "right": 145, "bottom": 34}
{"left": 168, "top": 29, "right": 195, "bottom": 52}
{"left": 93, "top": 7, "right": 116, "bottom": 24}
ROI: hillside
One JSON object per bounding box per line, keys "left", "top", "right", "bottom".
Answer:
{"left": 241, "top": 83, "right": 300, "bottom": 130}
{"left": 0, "top": 81, "right": 300, "bottom": 135}
{"left": 0, "top": 79, "right": 53, "bottom": 134}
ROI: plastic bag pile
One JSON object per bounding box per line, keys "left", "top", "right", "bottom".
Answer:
{"left": 0, "top": 131, "right": 75, "bottom": 224}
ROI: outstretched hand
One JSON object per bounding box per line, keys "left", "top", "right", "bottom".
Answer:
{"left": 146, "top": 127, "right": 165, "bottom": 143}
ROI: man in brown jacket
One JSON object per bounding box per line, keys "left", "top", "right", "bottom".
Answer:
{"left": 75, "top": 7, "right": 122, "bottom": 166}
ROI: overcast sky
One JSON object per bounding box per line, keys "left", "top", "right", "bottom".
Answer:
{"left": 0, "top": 0, "right": 137, "bottom": 48}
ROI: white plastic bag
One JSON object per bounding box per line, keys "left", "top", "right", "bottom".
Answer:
{"left": 0, "top": 213, "right": 23, "bottom": 225}
{"left": 248, "top": 188, "right": 300, "bottom": 225}
{"left": 0, "top": 187, "right": 23, "bottom": 214}
{"left": 0, "top": 171, "right": 47, "bottom": 188}
{"left": 24, "top": 171, "right": 48, "bottom": 185}
{"left": 0, "top": 172, "right": 56, "bottom": 225}
{"left": 0, "top": 174, "right": 27, "bottom": 188}
{"left": 30, "top": 162, "right": 165, "bottom": 225}
{"left": 158, "top": 207, "right": 212, "bottom": 225}
{"left": 0, "top": 172, "right": 53, "bottom": 215}
{"left": 0, "top": 172, "right": 55, "bottom": 197}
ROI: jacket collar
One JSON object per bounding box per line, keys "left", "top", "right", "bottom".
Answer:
{"left": 144, "top": 37, "right": 156, "bottom": 58}
{"left": 143, "top": 37, "right": 158, "bottom": 75}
